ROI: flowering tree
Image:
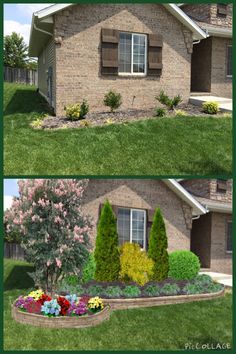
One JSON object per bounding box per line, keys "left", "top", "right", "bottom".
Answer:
{"left": 4, "top": 179, "right": 93, "bottom": 293}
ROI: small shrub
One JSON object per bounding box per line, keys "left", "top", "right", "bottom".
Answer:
{"left": 161, "top": 283, "right": 180, "bottom": 296}
{"left": 222, "top": 112, "right": 232, "bottom": 118}
{"left": 120, "top": 243, "right": 154, "bottom": 285}
{"left": 183, "top": 283, "right": 204, "bottom": 295}
{"left": 57, "top": 281, "right": 83, "bottom": 295}
{"left": 105, "top": 118, "right": 113, "bottom": 125}
{"left": 202, "top": 101, "right": 219, "bottom": 114}
{"left": 30, "top": 118, "right": 43, "bottom": 129}
{"left": 156, "top": 90, "right": 182, "bottom": 110}
{"left": 122, "top": 285, "right": 141, "bottom": 298}
{"left": 81, "top": 253, "right": 96, "bottom": 283}
{"left": 174, "top": 109, "right": 188, "bottom": 118}
{"left": 105, "top": 286, "right": 123, "bottom": 298}
{"left": 194, "top": 274, "right": 213, "bottom": 286}
{"left": 65, "top": 103, "right": 81, "bottom": 120}
{"left": 168, "top": 250, "right": 200, "bottom": 280}
{"left": 86, "top": 285, "right": 104, "bottom": 297}
{"left": 80, "top": 99, "right": 89, "bottom": 118}
{"left": 66, "top": 275, "right": 79, "bottom": 286}
{"left": 104, "top": 90, "right": 122, "bottom": 112}
{"left": 205, "top": 282, "right": 224, "bottom": 293}
{"left": 80, "top": 119, "right": 91, "bottom": 127}
{"left": 143, "top": 284, "right": 160, "bottom": 297}
{"left": 154, "top": 107, "right": 166, "bottom": 117}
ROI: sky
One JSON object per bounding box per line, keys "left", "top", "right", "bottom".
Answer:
{"left": 4, "top": 179, "right": 19, "bottom": 211}
{"left": 4, "top": 3, "right": 53, "bottom": 44}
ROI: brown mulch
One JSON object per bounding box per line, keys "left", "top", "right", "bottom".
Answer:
{"left": 39, "top": 104, "right": 226, "bottom": 130}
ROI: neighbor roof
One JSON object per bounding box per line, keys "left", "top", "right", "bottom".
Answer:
{"left": 164, "top": 180, "right": 207, "bottom": 216}
{"left": 195, "top": 197, "right": 232, "bottom": 214}
{"left": 29, "top": 3, "right": 207, "bottom": 56}
{"left": 194, "top": 21, "right": 232, "bottom": 38}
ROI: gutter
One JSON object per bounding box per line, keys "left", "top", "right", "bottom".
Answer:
{"left": 33, "top": 23, "right": 53, "bottom": 37}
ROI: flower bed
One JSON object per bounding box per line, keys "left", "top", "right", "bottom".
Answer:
{"left": 12, "top": 290, "right": 110, "bottom": 328}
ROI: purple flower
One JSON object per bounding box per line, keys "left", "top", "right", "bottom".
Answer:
{"left": 15, "top": 296, "right": 35, "bottom": 310}
{"left": 68, "top": 301, "right": 87, "bottom": 316}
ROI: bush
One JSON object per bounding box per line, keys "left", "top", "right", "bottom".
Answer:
{"left": 80, "top": 99, "right": 89, "bottom": 118}
{"left": 205, "top": 282, "right": 224, "bottom": 293}
{"left": 120, "top": 243, "right": 154, "bottom": 285}
{"left": 183, "top": 283, "right": 204, "bottom": 295}
{"left": 202, "top": 101, "right": 219, "bottom": 114}
{"left": 168, "top": 250, "right": 200, "bottom": 280}
{"left": 57, "top": 280, "right": 83, "bottom": 295}
{"left": 81, "top": 253, "right": 96, "bottom": 283}
{"left": 194, "top": 274, "right": 213, "bottom": 286}
{"left": 105, "top": 286, "right": 123, "bottom": 298}
{"left": 104, "top": 90, "right": 122, "bottom": 112}
{"left": 148, "top": 208, "right": 169, "bottom": 281}
{"left": 143, "top": 284, "right": 160, "bottom": 297}
{"left": 80, "top": 120, "right": 91, "bottom": 127}
{"left": 94, "top": 200, "right": 121, "bottom": 281}
{"left": 66, "top": 275, "right": 79, "bottom": 286}
{"left": 65, "top": 103, "right": 81, "bottom": 120}
{"left": 154, "top": 107, "right": 166, "bottom": 117}
{"left": 174, "top": 109, "right": 188, "bottom": 118}
{"left": 122, "top": 285, "right": 141, "bottom": 298}
{"left": 161, "top": 283, "right": 180, "bottom": 296}
{"left": 156, "top": 90, "right": 182, "bottom": 110}
{"left": 86, "top": 285, "right": 104, "bottom": 297}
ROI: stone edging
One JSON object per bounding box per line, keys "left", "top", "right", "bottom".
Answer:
{"left": 102, "top": 289, "right": 225, "bottom": 310}
{"left": 12, "top": 304, "right": 111, "bottom": 328}
{"left": 12, "top": 289, "right": 224, "bottom": 328}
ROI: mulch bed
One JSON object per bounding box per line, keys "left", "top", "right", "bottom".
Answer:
{"left": 39, "top": 104, "right": 226, "bottom": 130}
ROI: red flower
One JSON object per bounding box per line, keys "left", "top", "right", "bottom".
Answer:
{"left": 37, "top": 294, "right": 52, "bottom": 305}
{"left": 57, "top": 296, "right": 70, "bottom": 316}
{"left": 25, "top": 301, "right": 42, "bottom": 314}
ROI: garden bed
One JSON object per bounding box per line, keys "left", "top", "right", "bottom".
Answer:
{"left": 12, "top": 302, "right": 111, "bottom": 328}
{"left": 37, "top": 104, "right": 229, "bottom": 130}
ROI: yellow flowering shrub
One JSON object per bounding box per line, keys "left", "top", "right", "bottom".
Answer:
{"left": 65, "top": 103, "right": 81, "bottom": 120}
{"left": 88, "top": 297, "right": 104, "bottom": 312}
{"left": 120, "top": 243, "right": 154, "bottom": 285}
{"left": 27, "top": 289, "right": 44, "bottom": 300}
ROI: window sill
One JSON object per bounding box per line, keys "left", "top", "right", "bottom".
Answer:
{"left": 225, "top": 251, "right": 232, "bottom": 254}
{"left": 118, "top": 73, "right": 147, "bottom": 78}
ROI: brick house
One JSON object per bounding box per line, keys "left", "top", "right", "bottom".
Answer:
{"left": 29, "top": 3, "right": 208, "bottom": 115}
{"left": 81, "top": 179, "right": 232, "bottom": 274}
{"left": 180, "top": 3, "right": 232, "bottom": 98}
{"left": 28, "top": 3, "right": 232, "bottom": 115}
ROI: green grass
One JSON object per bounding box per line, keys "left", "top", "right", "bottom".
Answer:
{"left": 4, "top": 258, "right": 232, "bottom": 350}
{"left": 4, "top": 82, "right": 232, "bottom": 175}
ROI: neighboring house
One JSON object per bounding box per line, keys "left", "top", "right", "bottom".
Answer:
{"left": 28, "top": 3, "right": 207, "bottom": 115}
{"left": 82, "top": 179, "right": 232, "bottom": 274}
{"left": 180, "top": 3, "right": 232, "bottom": 98}
{"left": 180, "top": 179, "right": 232, "bottom": 274}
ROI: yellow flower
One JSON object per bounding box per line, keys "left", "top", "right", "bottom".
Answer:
{"left": 28, "top": 289, "right": 44, "bottom": 300}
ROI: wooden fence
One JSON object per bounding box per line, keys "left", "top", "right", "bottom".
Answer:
{"left": 4, "top": 243, "right": 26, "bottom": 261}
{"left": 4, "top": 66, "right": 38, "bottom": 86}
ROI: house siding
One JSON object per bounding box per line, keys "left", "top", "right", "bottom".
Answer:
{"left": 82, "top": 179, "right": 192, "bottom": 251}
{"left": 210, "top": 212, "right": 232, "bottom": 274}
{"left": 38, "top": 37, "right": 56, "bottom": 107}
{"left": 54, "top": 4, "right": 192, "bottom": 115}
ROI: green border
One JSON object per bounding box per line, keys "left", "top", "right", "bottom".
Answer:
{"left": 1, "top": 1, "right": 235, "bottom": 353}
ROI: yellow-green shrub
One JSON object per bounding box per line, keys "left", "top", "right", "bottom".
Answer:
{"left": 202, "top": 101, "right": 219, "bottom": 114}
{"left": 65, "top": 103, "right": 81, "bottom": 120}
{"left": 120, "top": 243, "right": 154, "bottom": 285}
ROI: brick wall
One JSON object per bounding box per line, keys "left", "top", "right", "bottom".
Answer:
{"left": 54, "top": 4, "right": 192, "bottom": 115}
{"left": 82, "top": 179, "right": 192, "bottom": 251}
{"left": 181, "top": 4, "right": 232, "bottom": 27}
{"left": 210, "top": 212, "right": 232, "bottom": 274}
{"left": 209, "top": 179, "right": 232, "bottom": 203}
{"left": 211, "top": 37, "right": 232, "bottom": 98}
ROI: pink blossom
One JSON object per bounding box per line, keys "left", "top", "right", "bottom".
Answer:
{"left": 47, "top": 260, "right": 51, "bottom": 266}
{"left": 56, "top": 258, "right": 62, "bottom": 268}
{"left": 54, "top": 216, "right": 62, "bottom": 224}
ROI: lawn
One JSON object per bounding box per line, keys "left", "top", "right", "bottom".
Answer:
{"left": 4, "top": 258, "right": 232, "bottom": 350}
{"left": 4, "top": 82, "right": 232, "bottom": 176}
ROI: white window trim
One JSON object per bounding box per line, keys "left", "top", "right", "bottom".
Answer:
{"left": 130, "top": 208, "right": 146, "bottom": 250}
{"left": 226, "top": 45, "right": 232, "bottom": 78}
{"left": 118, "top": 32, "right": 147, "bottom": 77}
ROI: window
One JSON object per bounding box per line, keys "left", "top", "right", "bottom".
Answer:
{"left": 226, "top": 221, "right": 232, "bottom": 252}
{"left": 217, "top": 179, "right": 227, "bottom": 193}
{"left": 226, "top": 45, "right": 232, "bottom": 77}
{"left": 117, "top": 208, "right": 146, "bottom": 248}
{"left": 118, "top": 32, "right": 147, "bottom": 75}
{"left": 217, "top": 4, "right": 227, "bottom": 16}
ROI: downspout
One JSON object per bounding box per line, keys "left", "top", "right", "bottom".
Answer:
{"left": 192, "top": 215, "right": 200, "bottom": 220}
{"left": 193, "top": 40, "right": 200, "bottom": 45}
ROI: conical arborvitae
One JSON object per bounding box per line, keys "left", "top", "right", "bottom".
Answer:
{"left": 94, "top": 200, "right": 121, "bottom": 281}
{"left": 148, "top": 208, "right": 169, "bottom": 281}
